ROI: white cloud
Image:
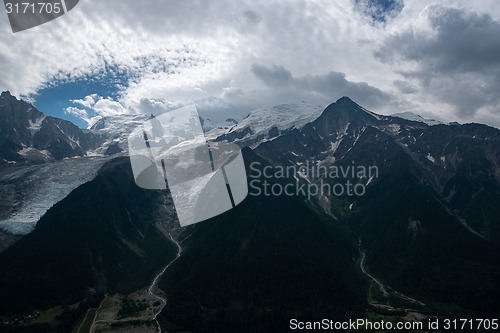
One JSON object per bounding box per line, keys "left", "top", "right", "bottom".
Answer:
{"left": 66, "top": 94, "right": 129, "bottom": 126}
{"left": 65, "top": 106, "right": 98, "bottom": 127}
{"left": 1, "top": 0, "right": 500, "bottom": 127}
{"left": 93, "top": 97, "right": 128, "bottom": 117}
{"left": 65, "top": 106, "right": 88, "bottom": 119}
{"left": 71, "top": 94, "right": 99, "bottom": 109}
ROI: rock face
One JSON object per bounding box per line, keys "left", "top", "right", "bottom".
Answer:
{"left": 0, "top": 91, "right": 103, "bottom": 163}
{"left": 254, "top": 96, "right": 500, "bottom": 243}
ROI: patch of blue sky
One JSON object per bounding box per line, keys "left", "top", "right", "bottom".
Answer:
{"left": 354, "top": 0, "right": 404, "bottom": 23}
{"left": 29, "top": 66, "right": 129, "bottom": 128}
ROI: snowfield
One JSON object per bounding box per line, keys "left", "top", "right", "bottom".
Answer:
{"left": 233, "top": 102, "right": 324, "bottom": 135}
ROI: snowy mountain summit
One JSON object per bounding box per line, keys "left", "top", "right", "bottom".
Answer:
{"left": 234, "top": 102, "right": 324, "bottom": 135}
{"left": 206, "top": 102, "right": 324, "bottom": 144}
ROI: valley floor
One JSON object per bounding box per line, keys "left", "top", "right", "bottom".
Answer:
{"left": 86, "top": 216, "right": 184, "bottom": 333}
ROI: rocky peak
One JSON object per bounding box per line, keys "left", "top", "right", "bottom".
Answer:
{"left": 0, "top": 92, "right": 103, "bottom": 163}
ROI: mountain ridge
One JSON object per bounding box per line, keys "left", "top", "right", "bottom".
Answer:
{"left": 0, "top": 92, "right": 499, "bottom": 331}
{"left": 254, "top": 96, "right": 500, "bottom": 243}
{"left": 0, "top": 91, "right": 103, "bottom": 164}
{"left": 0, "top": 157, "right": 178, "bottom": 315}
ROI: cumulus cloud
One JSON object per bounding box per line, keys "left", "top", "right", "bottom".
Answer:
{"left": 1, "top": 0, "right": 500, "bottom": 127}
{"left": 65, "top": 94, "right": 129, "bottom": 126}
{"left": 65, "top": 106, "right": 89, "bottom": 120}
{"left": 221, "top": 86, "right": 244, "bottom": 100}
{"left": 377, "top": 5, "right": 500, "bottom": 124}
{"left": 71, "top": 94, "right": 99, "bottom": 109}
{"left": 65, "top": 106, "right": 101, "bottom": 127}
{"left": 93, "top": 98, "right": 128, "bottom": 117}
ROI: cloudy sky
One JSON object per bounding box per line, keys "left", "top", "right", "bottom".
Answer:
{"left": 1, "top": 0, "right": 500, "bottom": 128}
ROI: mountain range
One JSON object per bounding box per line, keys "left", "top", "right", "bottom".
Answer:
{"left": 0, "top": 91, "right": 103, "bottom": 164}
{"left": 0, "top": 92, "right": 499, "bottom": 332}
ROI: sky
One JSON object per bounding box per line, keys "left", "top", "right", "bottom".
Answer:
{"left": 1, "top": 0, "right": 500, "bottom": 128}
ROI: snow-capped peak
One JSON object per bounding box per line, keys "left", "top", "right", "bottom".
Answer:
{"left": 89, "top": 114, "right": 152, "bottom": 155}
{"left": 231, "top": 102, "right": 324, "bottom": 136}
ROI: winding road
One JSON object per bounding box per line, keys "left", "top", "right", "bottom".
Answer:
{"left": 87, "top": 232, "right": 183, "bottom": 333}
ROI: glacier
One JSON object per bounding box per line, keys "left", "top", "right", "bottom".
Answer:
{"left": 0, "top": 156, "right": 112, "bottom": 235}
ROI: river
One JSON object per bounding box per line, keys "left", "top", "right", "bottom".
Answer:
{"left": 358, "top": 239, "right": 388, "bottom": 297}
{"left": 148, "top": 231, "right": 182, "bottom": 333}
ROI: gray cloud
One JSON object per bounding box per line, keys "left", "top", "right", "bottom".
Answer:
{"left": 377, "top": 5, "right": 500, "bottom": 117}
{"left": 251, "top": 63, "right": 391, "bottom": 109}
{"left": 243, "top": 10, "right": 261, "bottom": 24}
{"left": 393, "top": 80, "right": 417, "bottom": 94}
{"left": 251, "top": 64, "right": 293, "bottom": 87}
